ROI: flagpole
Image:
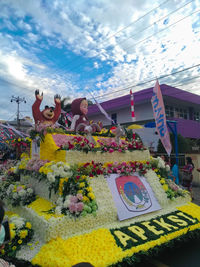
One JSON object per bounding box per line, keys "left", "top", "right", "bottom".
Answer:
{"left": 130, "top": 89, "right": 136, "bottom": 140}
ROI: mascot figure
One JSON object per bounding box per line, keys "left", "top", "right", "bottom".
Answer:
{"left": 32, "top": 90, "right": 61, "bottom": 127}
{"left": 70, "top": 98, "right": 102, "bottom": 133}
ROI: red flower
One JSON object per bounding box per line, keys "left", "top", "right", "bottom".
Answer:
{"left": 109, "top": 148, "right": 114, "bottom": 153}
{"left": 84, "top": 163, "right": 90, "bottom": 167}
{"left": 96, "top": 169, "right": 102, "bottom": 175}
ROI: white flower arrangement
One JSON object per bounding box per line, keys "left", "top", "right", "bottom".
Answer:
{"left": 156, "top": 156, "right": 166, "bottom": 169}
{"left": 41, "top": 161, "right": 72, "bottom": 184}
{"left": 6, "top": 182, "right": 36, "bottom": 207}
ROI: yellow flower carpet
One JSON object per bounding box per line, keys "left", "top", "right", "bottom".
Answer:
{"left": 32, "top": 202, "right": 200, "bottom": 267}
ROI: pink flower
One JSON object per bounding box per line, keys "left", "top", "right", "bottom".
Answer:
{"left": 70, "top": 195, "right": 78, "bottom": 203}
{"left": 109, "top": 148, "right": 114, "bottom": 153}
{"left": 69, "top": 203, "right": 77, "bottom": 213}
{"left": 76, "top": 202, "right": 84, "bottom": 212}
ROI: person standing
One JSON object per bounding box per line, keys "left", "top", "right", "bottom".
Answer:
{"left": 182, "top": 157, "right": 194, "bottom": 196}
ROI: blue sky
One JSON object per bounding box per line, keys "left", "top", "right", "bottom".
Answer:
{"left": 0, "top": 0, "right": 200, "bottom": 121}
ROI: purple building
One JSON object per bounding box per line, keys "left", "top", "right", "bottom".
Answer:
{"left": 88, "top": 84, "right": 200, "bottom": 139}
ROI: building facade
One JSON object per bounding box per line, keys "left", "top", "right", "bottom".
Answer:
{"left": 87, "top": 84, "right": 200, "bottom": 139}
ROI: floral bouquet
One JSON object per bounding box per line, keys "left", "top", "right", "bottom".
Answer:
{"left": 39, "top": 161, "right": 98, "bottom": 217}
{"left": 1, "top": 212, "right": 33, "bottom": 257}
{"left": 6, "top": 182, "right": 36, "bottom": 207}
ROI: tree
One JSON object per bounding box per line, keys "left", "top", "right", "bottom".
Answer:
{"left": 157, "top": 133, "right": 190, "bottom": 154}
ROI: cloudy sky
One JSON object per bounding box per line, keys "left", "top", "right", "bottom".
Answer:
{"left": 0, "top": 0, "right": 200, "bottom": 121}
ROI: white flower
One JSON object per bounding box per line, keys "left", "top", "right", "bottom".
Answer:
{"left": 65, "top": 171, "right": 73, "bottom": 177}
{"left": 58, "top": 166, "right": 64, "bottom": 172}
{"left": 18, "top": 189, "right": 26, "bottom": 197}
{"left": 12, "top": 192, "right": 19, "bottom": 199}
{"left": 165, "top": 164, "right": 170, "bottom": 172}
{"left": 55, "top": 206, "right": 62, "bottom": 215}
{"left": 157, "top": 157, "right": 165, "bottom": 168}
{"left": 63, "top": 198, "right": 70, "bottom": 208}
{"left": 60, "top": 171, "right": 67, "bottom": 177}
{"left": 56, "top": 197, "right": 63, "bottom": 206}
{"left": 9, "top": 184, "right": 15, "bottom": 190}
{"left": 54, "top": 170, "right": 60, "bottom": 177}
{"left": 64, "top": 163, "right": 70, "bottom": 171}
{"left": 47, "top": 172, "right": 55, "bottom": 183}
{"left": 11, "top": 217, "right": 25, "bottom": 228}
{"left": 51, "top": 165, "right": 57, "bottom": 171}
{"left": 27, "top": 188, "right": 33, "bottom": 194}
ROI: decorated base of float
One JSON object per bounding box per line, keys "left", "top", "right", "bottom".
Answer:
{"left": 1, "top": 129, "right": 200, "bottom": 267}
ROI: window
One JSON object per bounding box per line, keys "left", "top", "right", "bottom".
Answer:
{"left": 165, "top": 105, "right": 174, "bottom": 117}
{"left": 194, "top": 111, "right": 200, "bottom": 121}
{"left": 111, "top": 113, "right": 117, "bottom": 125}
{"left": 165, "top": 105, "right": 188, "bottom": 119}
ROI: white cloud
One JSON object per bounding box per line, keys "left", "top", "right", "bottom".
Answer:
{"left": 0, "top": 0, "right": 200, "bottom": 120}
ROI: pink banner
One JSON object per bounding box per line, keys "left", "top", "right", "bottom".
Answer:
{"left": 151, "top": 80, "right": 172, "bottom": 156}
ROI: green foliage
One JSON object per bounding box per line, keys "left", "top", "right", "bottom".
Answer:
{"left": 157, "top": 133, "right": 190, "bottom": 153}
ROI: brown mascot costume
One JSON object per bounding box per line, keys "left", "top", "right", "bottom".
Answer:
{"left": 32, "top": 90, "right": 61, "bottom": 127}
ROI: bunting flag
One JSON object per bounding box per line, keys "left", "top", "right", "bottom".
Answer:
{"left": 151, "top": 80, "right": 172, "bottom": 156}
{"left": 130, "top": 90, "right": 136, "bottom": 122}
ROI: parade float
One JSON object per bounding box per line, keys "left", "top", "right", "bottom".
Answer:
{"left": 1, "top": 91, "right": 200, "bottom": 267}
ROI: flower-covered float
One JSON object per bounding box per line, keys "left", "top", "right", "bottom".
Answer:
{"left": 1, "top": 94, "right": 200, "bottom": 267}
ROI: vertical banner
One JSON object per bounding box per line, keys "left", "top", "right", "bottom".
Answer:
{"left": 106, "top": 173, "right": 161, "bottom": 221}
{"left": 151, "top": 80, "right": 172, "bottom": 156}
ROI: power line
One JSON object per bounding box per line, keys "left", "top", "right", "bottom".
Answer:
{"left": 46, "top": 0, "right": 172, "bottom": 74}
{"left": 124, "top": 8, "right": 200, "bottom": 54}
{"left": 51, "top": 0, "right": 196, "bottom": 78}
{"left": 93, "top": 7, "right": 200, "bottom": 88}
{"left": 1, "top": 63, "right": 200, "bottom": 103}
{"left": 90, "top": 63, "right": 200, "bottom": 100}
{"left": 1, "top": 1, "right": 197, "bottom": 101}
{"left": 56, "top": 3, "right": 199, "bottom": 92}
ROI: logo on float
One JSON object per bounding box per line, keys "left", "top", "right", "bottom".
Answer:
{"left": 116, "top": 175, "right": 152, "bottom": 212}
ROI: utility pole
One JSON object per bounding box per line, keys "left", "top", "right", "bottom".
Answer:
{"left": 10, "top": 96, "right": 26, "bottom": 129}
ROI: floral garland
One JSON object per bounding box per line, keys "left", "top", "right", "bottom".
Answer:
{"left": 58, "top": 135, "right": 144, "bottom": 153}
{"left": 1, "top": 212, "right": 33, "bottom": 258}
